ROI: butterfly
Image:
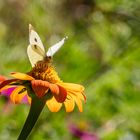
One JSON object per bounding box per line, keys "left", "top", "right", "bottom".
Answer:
{"left": 27, "top": 24, "right": 67, "bottom": 67}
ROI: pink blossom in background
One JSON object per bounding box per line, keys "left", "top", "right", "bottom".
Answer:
{"left": 69, "top": 123, "right": 99, "bottom": 140}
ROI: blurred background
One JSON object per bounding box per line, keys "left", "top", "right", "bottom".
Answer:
{"left": 0, "top": 0, "right": 140, "bottom": 140}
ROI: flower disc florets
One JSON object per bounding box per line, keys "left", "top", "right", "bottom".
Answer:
{"left": 30, "top": 60, "right": 61, "bottom": 83}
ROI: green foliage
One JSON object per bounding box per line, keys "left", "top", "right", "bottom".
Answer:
{"left": 0, "top": 0, "right": 140, "bottom": 139}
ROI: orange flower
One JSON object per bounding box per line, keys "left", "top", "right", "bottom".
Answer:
{"left": 0, "top": 24, "right": 86, "bottom": 113}
{"left": 0, "top": 63, "right": 85, "bottom": 112}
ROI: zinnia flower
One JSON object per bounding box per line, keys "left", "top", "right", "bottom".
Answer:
{"left": 0, "top": 24, "right": 86, "bottom": 113}
{"left": 0, "top": 69, "right": 85, "bottom": 112}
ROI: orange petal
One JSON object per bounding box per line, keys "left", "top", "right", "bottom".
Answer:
{"left": 75, "top": 98, "right": 83, "bottom": 112}
{"left": 31, "top": 80, "right": 49, "bottom": 98}
{"left": 57, "top": 83, "right": 84, "bottom": 92}
{"left": 54, "top": 85, "right": 67, "bottom": 103}
{"left": 69, "top": 91, "right": 86, "bottom": 102}
{"left": 11, "top": 72, "right": 34, "bottom": 81}
{"left": 57, "top": 82, "right": 85, "bottom": 112}
{"left": 64, "top": 95, "right": 75, "bottom": 112}
{"left": 58, "top": 83, "right": 86, "bottom": 102}
{"left": 10, "top": 86, "right": 27, "bottom": 104}
{"left": 46, "top": 97, "right": 62, "bottom": 112}
{"left": 0, "top": 85, "right": 14, "bottom": 92}
{"left": 0, "top": 79, "right": 18, "bottom": 90}
{"left": 0, "top": 76, "right": 6, "bottom": 82}
{"left": 70, "top": 94, "right": 83, "bottom": 112}
{"left": 49, "top": 84, "right": 59, "bottom": 95}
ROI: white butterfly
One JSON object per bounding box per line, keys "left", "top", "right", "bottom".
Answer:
{"left": 27, "top": 24, "right": 67, "bottom": 67}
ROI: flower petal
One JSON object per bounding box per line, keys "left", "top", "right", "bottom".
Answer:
{"left": 46, "top": 97, "right": 62, "bottom": 112}
{"left": 54, "top": 85, "right": 67, "bottom": 103}
{"left": 64, "top": 95, "right": 75, "bottom": 112}
{"left": 57, "top": 83, "right": 84, "bottom": 92}
{"left": 49, "top": 84, "right": 59, "bottom": 95}
{"left": 1, "top": 86, "right": 16, "bottom": 97}
{"left": 11, "top": 72, "right": 34, "bottom": 81}
{"left": 0, "top": 76, "right": 6, "bottom": 82}
{"left": 0, "top": 79, "right": 18, "bottom": 90}
{"left": 31, "top": 80, "right": 49, "bottom": 98}
{"left": 68, "top": 92, "right": 83, "bottom": 112}
{"left": 10, "top": 86, "right": 27, "bottom": 104}
{"left": 69, "top": 93, "right": 83, "bottom": 112}
{"left": 21, "top": 94, "right": 31, "bottom": 104}
{"left": 54, "top": 82, "right": 85, "bottom": 112}
{"left": 69, "top": 91, "right": 86, "bottom": 102}
{"left": 57, "top": 82, "right": 86, "bottom": 102}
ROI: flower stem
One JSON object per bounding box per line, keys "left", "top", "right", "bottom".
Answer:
{"left": 17, "top": 95, "right": 46, "bottom": 140}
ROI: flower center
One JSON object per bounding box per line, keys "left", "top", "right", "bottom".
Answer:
{"left": 30, "top": 60, "right": 61, "bottom": 83}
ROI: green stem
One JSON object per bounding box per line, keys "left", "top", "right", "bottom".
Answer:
{"left": 17, "top": 95, "right": 46, "bottom": 140}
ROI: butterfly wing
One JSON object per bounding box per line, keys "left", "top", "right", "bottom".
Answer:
{"left": 27, "top": 24, "right": 45, "bottom": 67}
{"left": 46, "top": 36, "right": 68, "bottom": 57}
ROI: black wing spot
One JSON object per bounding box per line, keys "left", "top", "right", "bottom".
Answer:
{"left": 35, "top": 38, "right": 37, "bottom": 42}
